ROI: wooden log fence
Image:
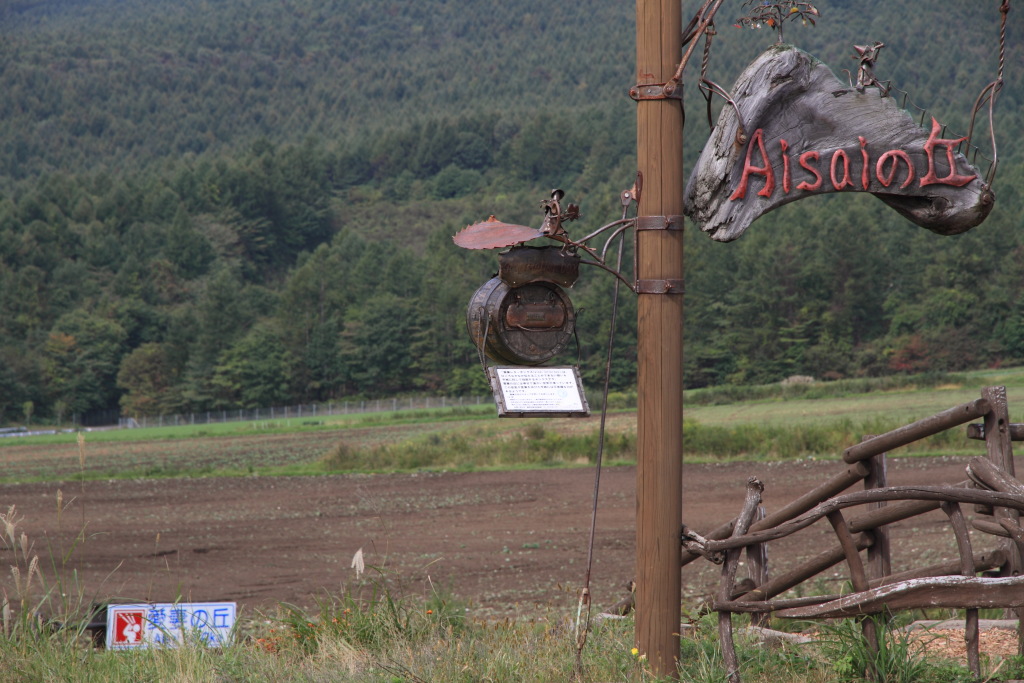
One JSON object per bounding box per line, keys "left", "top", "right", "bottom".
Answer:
{"left": 677, "top": 386, "right": 1024, "bottom": 681}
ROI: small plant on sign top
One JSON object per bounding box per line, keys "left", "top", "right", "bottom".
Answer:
{"left": 734, "top": 1, "right": 819, "bottom": 44}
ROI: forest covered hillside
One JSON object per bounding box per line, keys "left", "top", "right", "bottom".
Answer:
{"left": 0, "top": 0, "right": 1021, "bottom": 424}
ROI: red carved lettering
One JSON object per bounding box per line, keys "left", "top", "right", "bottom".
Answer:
{"left": 875, "top": 150, "right": 915, "bottom": 188}
{"left": 729, "top": 129, "right": 776, "bottom": 200}
{"left": 830, "top": 150, "right": 854, "bottom": 190}
{"left": 780, "top": 139, "right": 791, "bottom": 193}
{"left": 858, "top": 137, "right": 870, "bottom": 190}
{"left": 727, "top": 119, "right": 979, "bottom": 201}
{"left": 919, "top": 117, "right": 976, "bottom": 187}
{"left": 796, "top": 151, "right": 822, "bottom": 191}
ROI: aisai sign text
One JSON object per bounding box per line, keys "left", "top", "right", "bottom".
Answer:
{"left": 685, "top": 45, "right": 994, "bottom": 242}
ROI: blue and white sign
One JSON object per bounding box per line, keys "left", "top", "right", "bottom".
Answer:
{"left": 106, "top": 602, "right": 236, "bottom": 649}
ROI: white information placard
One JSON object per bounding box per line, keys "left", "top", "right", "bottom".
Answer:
{"left": 106, "top": 602, "right": 236, "bottom": 649}
{"left": 488, "top": 366, "right": 590, "bottom": 417}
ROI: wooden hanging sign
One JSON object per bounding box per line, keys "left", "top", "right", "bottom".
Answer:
{"left": 685, "top": 45, "right": 995, "bottom": 242}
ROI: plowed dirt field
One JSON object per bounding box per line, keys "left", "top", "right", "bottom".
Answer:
{"left": 1, "top": 453, "right": 999, "bottom": 621}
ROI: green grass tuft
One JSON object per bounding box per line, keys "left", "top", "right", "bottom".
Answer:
{"left": 319, "top": 426, "right": 637, "bottom": 473}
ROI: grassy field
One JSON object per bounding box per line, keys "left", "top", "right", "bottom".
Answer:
{"left": 687, "top": 367, "right": 1024, "bottom": 428}
{"left": 3, "top": 369, "right": 1024, "bottom": 680}
{"left": 3, "top": 367, "right": 1021, "bottom": 483}
{"left": 0, "top": 563, "right": 1011, "bottom": 682}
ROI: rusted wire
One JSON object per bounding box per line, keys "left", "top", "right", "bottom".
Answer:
{"left": 689, "top": 4, "right": 747, "bottom": 142}
{"left": 667, "top": 0, "right": 729, "bottom": 94}
{"left": 965, "top": 0, "right": 1009, "bottom": 187}
{"left": 700, "top": 23, "right": 714, "bottom": 81}
{"left": 475, "top": 312, "right": 491, "bottom": 373}
{"left": 698, "top": 23, "right": 716, "bottom": 128}
{"left": 681, "top": 0, "right": 712, "bottom": 47}
{"left": 885, "top": 84, "right": 996, "bottom": 184}
{"left": 573, "top": 198, "right": 633, "bottom": 680}
{"left": 699, "top": 78, "right": 748, "bottom": 144}
{"left": 999, "top": 1, "right": 1009, "bottom": 83}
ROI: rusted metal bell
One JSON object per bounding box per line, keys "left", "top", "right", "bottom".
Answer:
{"left": 467, "top": 277, "right": 576, "bottom": 365}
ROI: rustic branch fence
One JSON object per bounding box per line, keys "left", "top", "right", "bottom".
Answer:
{"left": 679, "top": 385, "right": 1024, "bottom": 681}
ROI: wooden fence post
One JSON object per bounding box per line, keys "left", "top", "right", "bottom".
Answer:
{"left": 746, "top": 505, "right": 770, "bottom": 627}
{"left": 981, "top": 386, "right": 1024, "bottom": 653}
{"left": 862, "top": 437, "right": 892, "bottom": 581}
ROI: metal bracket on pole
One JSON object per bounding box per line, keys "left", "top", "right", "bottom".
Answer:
{"left": 629, "top": 83, "right": 684, "bottom": 101}
{"left": 636, "top": 215, "right": 685, "bottom": 231}
{"left": 636, "top": 279, "right": 685, "bottom": 295}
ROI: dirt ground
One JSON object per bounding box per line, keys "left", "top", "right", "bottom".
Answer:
{"left": 2, "top": 454, "right": 1008, "bottom": 626}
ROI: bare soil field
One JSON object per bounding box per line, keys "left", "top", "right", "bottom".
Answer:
{"left": 1, "top": 452, "right": 1004, "bottom": 624}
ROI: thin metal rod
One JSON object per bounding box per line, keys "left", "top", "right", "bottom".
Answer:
{"left": 601, "top": 223, "right": 634, "bottom": 261}
{"left": 577, "top": 258, "right": 637, "bottom": 292}
{"left": 666, "top": 0, "right": 728, "bottom": 93}
{"left": 573, "top": 227, "right": 628, "bottom": 679}
{"left": 576, "top": 218, "right": 635, "bottom": 247}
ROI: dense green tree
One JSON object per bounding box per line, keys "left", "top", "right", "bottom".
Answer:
{"left": 42, "top": 310, "right": 127, "bottom": 416}
{"left": 117, "top": 342, "right": 178, "bottom": 417}
{"left": 211, "top": 324, "right": 291, "bottom": 408}
{"left": 164, "top": 206, "right": 215, "bottom": 278}
{"left": 0, "top": 352, "right": 26, "bottom": 423}
{"left": 176, "top": 267, "right": 264, "bottom": 409}
{"left": 340, "top": 293, "right": 422, "bottom": 396}
{"left": 276, "top": 241, "right": 352, "bottom": 400}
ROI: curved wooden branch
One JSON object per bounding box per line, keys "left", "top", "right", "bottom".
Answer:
{"left": 774, "top": 576, "right": 1024, "bottom": 619}
{"left": 682, "top": 462, "right": 869, "bottom": 568}
{"left": 706, "top": 485, "right": 1024, "bottom": 553}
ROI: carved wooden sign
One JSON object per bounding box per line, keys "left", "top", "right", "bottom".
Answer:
{"left": 685, "top": 45, "right": 995, "bottom": 241}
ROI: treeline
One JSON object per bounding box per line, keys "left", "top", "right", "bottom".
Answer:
{"left": 0, "top": 0, "right": 635, "bottom": 184}
{"left": 0, "top": 111, "right": 639, "bottom": 422}
{"left": 1, "top": 0, "right": 1022, "bottom": 424}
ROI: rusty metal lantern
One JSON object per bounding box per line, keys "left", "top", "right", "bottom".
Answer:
{"left": 467, "top": 246, "right": 579, "bottom": 366}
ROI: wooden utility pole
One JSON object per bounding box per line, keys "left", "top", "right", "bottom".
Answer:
{"left": 634, "top": 0, "right": 684, "bottom": 677}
